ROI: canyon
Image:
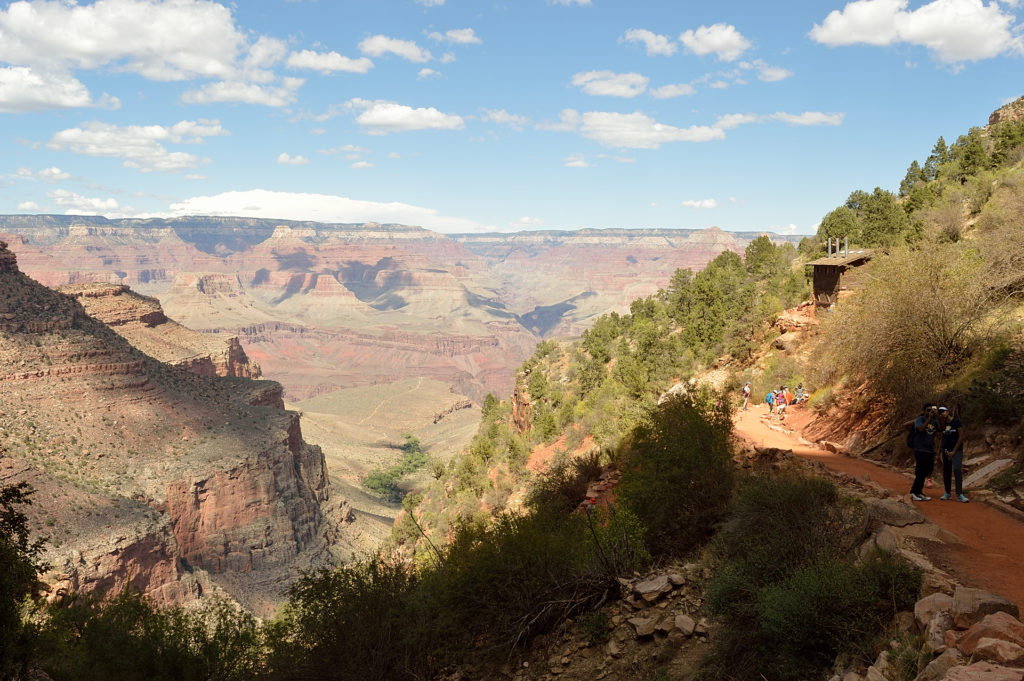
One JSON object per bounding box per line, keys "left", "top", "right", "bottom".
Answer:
{"left": 0, "top": 240, "right": 352, "bottom": 614}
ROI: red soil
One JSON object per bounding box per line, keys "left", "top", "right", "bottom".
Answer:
{"left": 734, "top": 403, "right": 1024, "bottom": 613}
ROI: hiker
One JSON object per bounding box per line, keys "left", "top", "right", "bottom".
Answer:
{"left": 910, "top": 403, "right": 941, "bottom": 501}
{"left": 794, "top": 383, "right": 807, "bottom": 403}
{"left": 765, "top": 390, "right": 775, "bottom": 417}
{"left": 742, "top": 382, "right": 751, "bottom": 410}
{"left": 775, "top": 387, "right": 789, "bottom": 421}
{"left": 938, "top": 406, "right": 968, "bottom": 503}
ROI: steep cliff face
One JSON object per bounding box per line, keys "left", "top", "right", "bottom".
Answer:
{"left": 0, "top": 241, "right": 349, "bottom": 612}
{"left": 62, "top": 283, "right": 262, "bottom": 379}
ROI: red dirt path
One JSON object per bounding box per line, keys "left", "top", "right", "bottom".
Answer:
{"left": 734, "top": 403, "right": 1024, "bottom": 613}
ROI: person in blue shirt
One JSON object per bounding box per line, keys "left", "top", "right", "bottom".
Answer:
{"left": 937, "top": 406, "right": 968, "bottom": 502}
{"left": 910, "top": 403, "right": 941, "bottom": 501}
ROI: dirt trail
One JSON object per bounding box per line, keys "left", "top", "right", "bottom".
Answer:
{"left": 734, "top": 403, "right": 1024, "bottom": 613}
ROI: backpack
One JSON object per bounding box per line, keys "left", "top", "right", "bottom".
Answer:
{"left": 765, "top": 392, "right": 774, "bottom": 405}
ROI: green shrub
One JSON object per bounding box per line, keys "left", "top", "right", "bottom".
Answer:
{"left": 528, "top": 450, "right": 603, "bottom": 512}
{"left": 616, "top": 387, "right": 734, "bottom": 557}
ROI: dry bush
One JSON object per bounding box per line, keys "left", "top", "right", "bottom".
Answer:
{"left": 977, "top": 182, "right": 1024, "bottom": 296}
{"left": 818, "top": 244, "right": 1006, "bottom": 413}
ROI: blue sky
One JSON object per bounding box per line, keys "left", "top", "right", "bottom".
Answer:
{"left": 1, "top": 0, "right": 1021, "bottom": 234}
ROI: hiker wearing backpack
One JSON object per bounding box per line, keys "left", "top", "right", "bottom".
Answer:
{"left": 938, "top": 406, "right": 968, "bottom": 503}
{"left": 909, "top": 404, "right": 941, "bottom": 501}
{"left": 742, "top": 382, "right": 751, "bottom": 411}
{"left": 765, "top": 390, "right": 775, "bottom": 416}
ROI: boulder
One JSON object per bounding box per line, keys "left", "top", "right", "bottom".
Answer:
{"left": 865, "top": 651, "right": 893, "bottom": 681}
{"left": 634, "top": 575, "right": 672, "bottom": 603}
{"left": 915, "top": 648, "right": 962, "bottom": 681}
{"left": 926, "top": 612, "right": 954, "bottom": 652}
{"left": 865, "top": 498, "right": 926, "bottom": 527}
{"left": 674, "top": 614, "right": 697, "bottom": 636}
{"left": 916, "top": 593, "right": 955, "bottom": 630}
{"left": 950, "top": 588, "right": 1020, "bottom": 629}
{"left": 942, "top": 662, "right": 1024, "bottom": 681}
{"left": 629, "top": 617, "right": 658, "bottom": 637}
{"left": 957, "top": 612, "right": 1024, "bottom": 655}
{"left": 774, "top": 332, "right": 799, "bottom": 352}
{"left": 963, "top": 460, "right": 1014, "bottom": 489}
{"left": 973, "top": 639, "right": 1024, "bottom": 666}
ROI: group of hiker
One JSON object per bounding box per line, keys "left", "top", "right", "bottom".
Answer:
{"left": 909, "top": 403, "right": 968, "bottom": 503}
{"left": 741, "top": 382, "right": 807, "bottom": 420}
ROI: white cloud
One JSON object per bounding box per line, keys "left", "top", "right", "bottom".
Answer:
{"left": 350, "top": 161, "right": 373, "bottom": 169}
{"left": 16, "top": 166, "right": 70, "bottom": 182}
{"left": 277, "top": 152, "right": 309, "bottom": 165}
{"left": 439, "top": 52, "right": 456, "bottom": 64}
{"left": 771, "top": 111, "right": 845, "bottom": 126}
{"left": 47, "top": 119, "right": 227, "bottom": 173}
{"left": 388, "top": 152, "right": 401, "bottom": 159}
{"left": 168, "top": 189, "right": 493, "bottom": 232}
{"left": 416, "top": 0, "right": 445, "bottom": 5}
{"left": 482, "top": 109, "right": 530, "bottom": 130}
{"left": 286, "top": 50, "right": 373, "bottom": 74}
{"left": 0, "top": 0, "right": 245, "bottom": 81}
{"left": 358, "top": 35, "right": 432, "bottom": 62}
{"left": 16, "top": 201, "right": 40, "bottom": 211}
{"left": 182, "top": 77, "right": 304, "bottom": 107}
{"left": 536, "top": 109, "right": 581, "bottom": 132}
{"left": 347, "top": 98, "right": 464, "bottom": 134}
{"left": 550, "top": 0, "right": 592, "bottom": 5}
{"left": 810, "top": 0, "right": 1024, "bottom": 62}
{"left": 580, "top": 111, "right": 724, "bottom": 149}
{"left": 681, "top": 198, "right": 718, "bottom": 209}
{"left": 571, "top": 70, "right": 649, "bottom": 98}
{"left": 184, "top": 173, "right": 207, "bottom": 180}
{"left": 709, "top": 80, "right": 729, "bottom": 89}
{"left": 427, "top": 28, "right": 481, "bottom": 44}
{"left": 620, "top": 28, "right": 678, "bottom": 56}
{"left": 319, "top": 144, "right": 371, "bottom": 155}
{"left": 649, "top": 83, "right": 696, "bottom": 99}
{"left": 418, "top": 67, "right": 441, "bottom": 79}
{"left": 679, "top": 24, "right": 752, "bottom": 61}
{"left": 740, "top": 59, "right": 793, "bottom": 82}
{"left": 563, "top": 153, "right": 589, "bottom": 167}
{"left": 0, "top": 66, "right": 93, "bottom": 112}
{"left": 47, "top": 188, "right": 120, "bottom": 214}
{"left": 713, "top": 111, "right": 845, "bottom": 129}
{"left": 714, "top": 113, "right": 759, "bottom": 129}
{"left": 510, "top": 216, "right": 544, "bottom": 228}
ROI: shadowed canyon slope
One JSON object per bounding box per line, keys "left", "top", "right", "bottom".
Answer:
{"left": 0, "top": 216, "right": 793, "bottom": 403}
{"left": 0, "top": 241, "right": 351, "bottom": 614}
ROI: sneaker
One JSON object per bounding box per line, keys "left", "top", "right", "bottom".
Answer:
{"left": 940, "top": 493, "right": 952, "bottom": 500}
{"left": 958, "top": 494, "right": 969, "bottom": 503}
{"left": 911, "top": 493, "right": 931, "bottom": 501}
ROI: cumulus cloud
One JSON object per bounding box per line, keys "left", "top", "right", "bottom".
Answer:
{"left": 563, "top": 153, "right": 589, "bottom": 167}
{"left": 536, "top": 109, "right": 581, "bottom": 132}
{"left": 47, "top": 119, "right": 227, "bottom": 172}
{"left": 714, "top": 111, "right": 845, "bottom": 128}
{"left": 571, "top": 70, "right": 649, "bottom": 97}
{"left": 482, "top": 109, "right": 530, "bottom": 130}
{"left": 679, "top": 23, "right": 752, "bottom": 61}
{"left": 277, "top": 152, "right": 309, "bottom": 165}
{"left": 286, "top": 50, "right": 373, "bottom": 74}
{"left": 0, "top": 66, "right": 94, "bottom": 113}
{"left": 810, "top": 0, "right": 1024, "bottom": 62}
{"left": 649, "top": 83, "right": 696, "bottom": 99}
{"left": 16, "top": 166, "right": 70, "bottom": 182}
{"left": 358, "top": 35, "right": 433, "bottom": 62}
{"left": 16, "top": 201, "right": 41, "bottom": 211}
{"left": 47, "top": 189, "right": 120, "bottom": 214}
{"left": 347, "top": 98, "right": 464, "bottom": 134}
{"left": 427, "top": 28, "right": 481, "bottom": 44}
{"left": 417, "top": 67, "right": 441, "bottom": 79}
{"left": 168, "top": 189, "right": 493, "bottom": 232}
{"left": 579, "top": 112, "right": 724, "bottom": 148}
{"left": 350, "top": 160, "right": 373, "bottom": 169}
{"left": 318, "top": 144, "right": 371, "bottom": 155}
{"left": 681, "top": 198, "right": 718, "bottom": 209}
{"left": 510, "top": 216, "right": 544, "bottom": 228}
{"left": 739, "top": 59, "right": 793, "bottom": 82}
{"left": 181, "top": 77, "right": 304, "bottom": 107}
{"left": 620, "top": 28, "right": 678, "bottom": 56}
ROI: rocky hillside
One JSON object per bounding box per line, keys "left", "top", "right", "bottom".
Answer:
{"left": 0, "top": 240, "right": 352, "bottom": 614}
